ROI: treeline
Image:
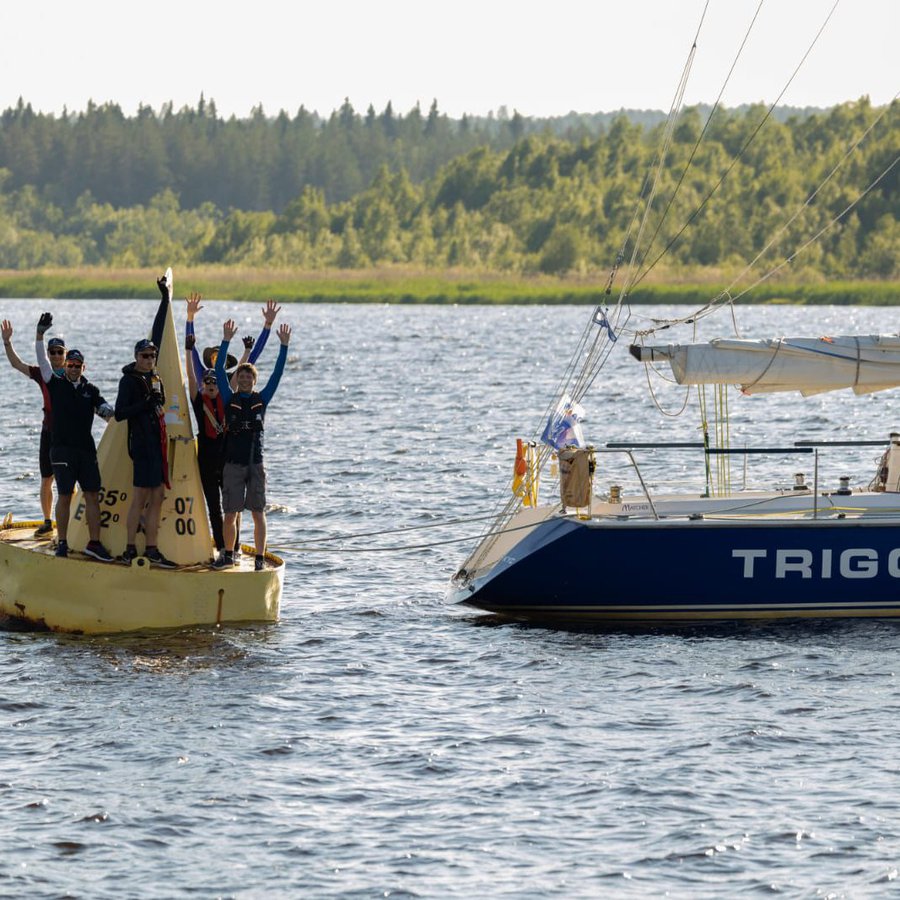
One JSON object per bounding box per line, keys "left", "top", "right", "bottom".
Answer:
{"left": 0, "top": 98, "right": 895, "bottom": 278}
{"left": 0, "top": 96, "right": 825, "bottom": 211}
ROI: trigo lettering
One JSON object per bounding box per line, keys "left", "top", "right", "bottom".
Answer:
{"left": 733, "top": 548, "right": 900, "bottom": 580}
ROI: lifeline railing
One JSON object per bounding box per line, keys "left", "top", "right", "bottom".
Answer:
{"left": 592, "top": 448, "right": 661, "bottom": 521}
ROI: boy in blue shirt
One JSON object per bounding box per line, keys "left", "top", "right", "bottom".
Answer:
{"left": 212, "top": 318, "right": 291, "bottom": 570}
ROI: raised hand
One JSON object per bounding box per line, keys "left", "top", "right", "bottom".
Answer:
{"left": 262, "top": 299, "right": 281, "bottom": 328}
{"left": 277, "top": 322, "right": 292, "bottom": 345}
{"left": 242, "top": 335, "right": 255, "bottom": 350}
{"left": 223, "top": 319, "right": 238, "bottom": 342}
{"left": 157, "top": 275, "right": 170, "bottom": 301}
{"left": 186, "top": 292, "right": 203, "bottom": 320}
{"left": 185, "top": 333, "right": 196, "bottom": 351}
{"left": 1, "top": 320, "right": 12, "bottom": 342}
{"left": 37, "top": 312, "right": 53, "bottom": 337}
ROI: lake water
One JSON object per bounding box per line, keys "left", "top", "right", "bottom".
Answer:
{"left": 3, "top": 299, "right": 900, "bottom": 897}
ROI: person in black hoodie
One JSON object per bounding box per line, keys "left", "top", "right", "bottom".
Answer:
{"left": 33, "top": 313, "right": 115, "bottom": 561}
{"left": 114, "top": 276, "right": 176, "bottom": 568}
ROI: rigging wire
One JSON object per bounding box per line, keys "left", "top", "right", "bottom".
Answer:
{"left": 633, "top": 0, "right": 766, "bottom": 277}
{"left": 277, "top": 517, "right": 558, "bottom": 555}
{"left": 631, "top": 0, "right": 843, "bottom": 288}
{"left": 725, "top": 149, "right": 900, "bottom": 302}
{"left": 720, "top": 94, "right": 899, "bottom": 302}
{"left": 462, "top": 2, "right": 715, "bottom": 576}
{"left": 620, "top": 31, "right": 699, "bottom": 298}
{"left": 276, "top": 510, "right": 509, "bottom": 546}
{"left": 634, "top": 94, "right": 898, "bottom": 336}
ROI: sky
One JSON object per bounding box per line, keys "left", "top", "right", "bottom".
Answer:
{"left": 4, "top": 0, "right": 897, "bottom": 120}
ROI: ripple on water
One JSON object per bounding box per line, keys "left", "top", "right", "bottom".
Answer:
{"left": 3, "top": 304, "right": 900, "bottom": 895}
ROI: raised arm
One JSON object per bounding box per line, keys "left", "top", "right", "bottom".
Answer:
{"left": 35, "top": 313, "right": 54, "bottom": 382}
{"left": 248, "top": 299, "right": 281, "bottom": 365}
{"left": 1, "top": 320, "right": 32, "bottom": 376}
{"left": 214, "top": 319, "right": 238, "bottom": 404}
{"left": 150, "top": 275, "right": 171, "bottom": 351}
{"left": 185, "top": 293, "right": 205, "bottom": 385}
{"left": 186, "top": 333, "right": 199, "bottom": 401}
{"left": 259, "top": 322, "right": 291, "bottom": 405}
{"left": 232, "top": 335, "right": 253, "bottom": 391}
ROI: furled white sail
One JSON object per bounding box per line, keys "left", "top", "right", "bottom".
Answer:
{"left": 632, "top": 335, "right": 900, "bottom": 396}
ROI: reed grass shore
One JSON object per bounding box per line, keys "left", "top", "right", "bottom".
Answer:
{"left": 0, "top": 267, "right": 896, "bottom": 305}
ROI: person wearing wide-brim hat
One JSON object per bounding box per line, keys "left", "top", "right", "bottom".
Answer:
{"left": 202, "top": 346, "right": 238, "bottom": 372}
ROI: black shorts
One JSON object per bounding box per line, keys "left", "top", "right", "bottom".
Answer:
{"left": 39, "top": 429, "right": 53, "bottom": 478}
{"left": 132, "top": 450, "right": 165, "bottom": 488}
{"left": 51, "top": 446, "right": 101, "bottom": 495}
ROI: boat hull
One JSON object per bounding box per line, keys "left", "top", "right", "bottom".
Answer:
{"left": 0, "top": 524, "right": 284, "bottom": 634}
{"left": 453, "top": 515, "right": 900, "bottom": 623}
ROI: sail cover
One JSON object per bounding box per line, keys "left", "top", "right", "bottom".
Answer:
{"left": 631, "top": 334, "right": 900, "bottom": 396}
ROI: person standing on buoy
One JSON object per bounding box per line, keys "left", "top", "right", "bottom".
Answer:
{"left": 212, "top": 318, "right": 291, "bottom": 571}
{"left": 33, "top": 314, "right": 115, "bottom": 561}
{"left": 1, "top": 318, "right": 67, "bottom": 537}
{"left": 184, "top": 294, "right": 281, "bottom": 559}
{"left": 115, "top": 276, "right": 177, "bottom": 568}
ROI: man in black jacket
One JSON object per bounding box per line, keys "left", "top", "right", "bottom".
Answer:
{"left": 35, "top": 314, "right": 114, "bottom": 561}
{"left": 114, "top": 277, "right": 176, "bottom": 568}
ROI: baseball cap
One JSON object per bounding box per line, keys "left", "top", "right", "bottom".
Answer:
{"left": 134, "top": 338, "right": 158, "bottom": 354}
{"left": 66, "top": 349, "right": 85, "bottom": 363}
{"left": 47, "top": 337, "right": 66, "bottom": 349}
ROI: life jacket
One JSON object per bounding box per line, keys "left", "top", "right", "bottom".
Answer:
{"left": 224, "top": 392, "right": 265, "bottom": 464}
{"left": 119, "top": 364, "right": 170, "bottom": 487}
{"left": 201, "top": 393, "right": 226, "bottom": 440}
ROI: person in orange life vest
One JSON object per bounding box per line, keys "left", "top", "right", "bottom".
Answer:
{"left": 184, "top": 294, "right": 281, "bottom": 555}
{"left": 212, "top": 318, "right": 291, "bottom": 571}
{"left": 2, "top": 317, "right": 66, "bottom": 536}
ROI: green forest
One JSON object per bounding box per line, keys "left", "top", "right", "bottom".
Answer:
{"left": 0, "top": 96, "right": 896, "bottom": 283}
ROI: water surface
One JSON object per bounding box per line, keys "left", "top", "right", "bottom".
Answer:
{"left": 2, "top": 300, "right": 900, "bottom": 897}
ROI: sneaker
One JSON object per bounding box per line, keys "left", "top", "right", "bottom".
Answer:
{"left": 232, "top": 548, "right": 242, "bottom": 564}
{"left": 84, "top": 541, "right": 114, "bottom": 563}
{"left": 146, "top": 548, "right": 177, "bottom": 569}
{"left": 120, "top": 546, "right": 138, "bottom": 563}
{"left": 35, "top": 520, "right": 54, "bottom": 537}
{"left": 212, "top": 551, "right": 233, "bottom": 570}
{"left": 254, "top": 555, "right": 265, "bottom": 572}
{"left": 55, "top": 540, "right": 68, "bottom": 558}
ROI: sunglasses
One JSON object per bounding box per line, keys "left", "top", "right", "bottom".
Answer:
{"left": 139, "top": 352, "right": 157, "bottom": 359}
{"left": 203, "top": 379, "right": 218, "bottom": 386}
{"left": 48, "top": 348, "right": 65, "bottom": 355}
{"left": 65, "top": 361, "right": 83, "bottom": 369}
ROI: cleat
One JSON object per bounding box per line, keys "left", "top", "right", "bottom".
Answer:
{"left": 254, "top": 555, "right": 265, "bottom": 571}
{"left": 35, "top": 520, "right": 54, "bottom": 537}
{"left": 55, "top": 540, "right": 68, "bottom": 558}
{"left": 146, "top": 549, "right": 177, "bottom": 569}
{"left": 84, "top": 541, "right": 114, "bottom": 563}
